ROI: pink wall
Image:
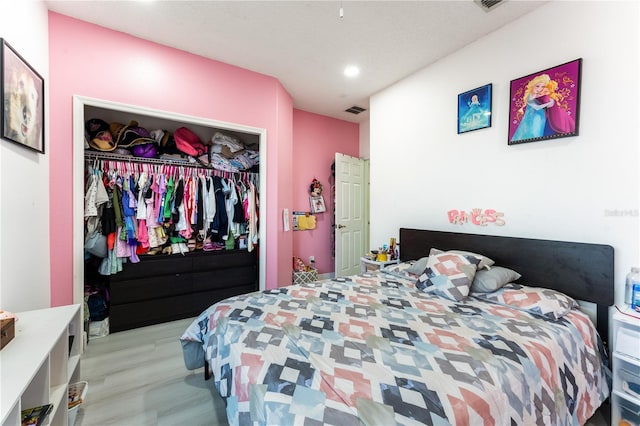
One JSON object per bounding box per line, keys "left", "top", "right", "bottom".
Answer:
{"left": 292, "top": 110, "right": 359, "bottom": 274}
{"left": 48, "top": 13, "right": 295, "bottom": 304}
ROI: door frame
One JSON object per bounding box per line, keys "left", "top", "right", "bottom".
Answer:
{"left": 72, "top": 95, "right": 268, "bottom": 309}
{"left": 333, "top": 153, "right": 370, "bottom": 276}
{"left": 364, "top": 158, "right": 370, "bottom": 258}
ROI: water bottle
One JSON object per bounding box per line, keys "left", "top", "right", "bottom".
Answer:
{"left": 633, "top": 282, "right": 640, "bottom": 312}
{"left": 626, "top": 267, "right": 640, "bottom": 306}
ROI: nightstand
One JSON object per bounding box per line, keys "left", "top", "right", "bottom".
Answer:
{"left": 360, "top": 257, "right": 399, "bottom": 273}
{"left": 611, "top": 306, "right": 640, "bottom": 426}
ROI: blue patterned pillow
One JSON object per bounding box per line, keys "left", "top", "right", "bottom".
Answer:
{"left": 473, "top": 283, "right": 577, "bottom": 319}
{"left": 416, "top": 252, "right": 480, "bottom": 301}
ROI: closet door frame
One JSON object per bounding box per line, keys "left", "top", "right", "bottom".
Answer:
{"left": 72, "top": 95, "right": 267, "bottom": 317}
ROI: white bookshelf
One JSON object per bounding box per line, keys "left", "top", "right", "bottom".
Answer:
{"left": 0, "top": 304, "right": 83, "bottom": 426}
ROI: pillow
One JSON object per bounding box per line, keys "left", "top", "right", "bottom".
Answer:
{"left": 380, "top": 261, "right": 418, "bottom": 281}
{"left": 415, "top": 252, "right": 480, "bottom": 301}
{"left": 473, "top": 283, "right": 577, "bottom": 320}
{"left": 470, "top": 266, "right": 521, "bottom": 293}
{"left": 406, "top": 257, "right": 429, "bottom": 275}
{"left": 428, "top": 248, "right": 495, "bottom": 270}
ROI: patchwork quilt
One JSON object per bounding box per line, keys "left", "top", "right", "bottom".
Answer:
{"left": 181, "top": 273, "right": 610, "bottom": 426}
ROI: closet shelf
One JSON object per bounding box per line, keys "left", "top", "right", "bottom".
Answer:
{"left": 84, "top": 150, "right": 258, "bottom": 177}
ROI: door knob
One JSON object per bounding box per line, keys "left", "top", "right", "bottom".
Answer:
{"left": 337, "top": 224, "right": 346, "bottom": 229}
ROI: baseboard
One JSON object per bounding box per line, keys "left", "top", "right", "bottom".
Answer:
{"left": 318, "top": 272, "right": 334, "bottom": 281}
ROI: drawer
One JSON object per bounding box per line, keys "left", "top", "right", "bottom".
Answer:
{"left": 612, "top": 391, "right": 640, "bottom": 426}
{"left": 109, "top": 285, "right": 257, "bottom": 332}
{"left": 109, "top": 293, "right": 200, "bottom": 331}
{"left": 112, "top": 255, "right": 193, "bottom": 280}
{"left": 191, "top": 250, "right": 256, "bottom": 271}
{"left": 614, "top": 353, "right": 640, "bottom": 401}
{"left": 110, "top": 273, "right": 191, "bottom": 304}
{"left": 615, "top": 315, "right": 640, "bottom": 361}
{"left": 191, "top": 266, "right": 257, "bottom": 292}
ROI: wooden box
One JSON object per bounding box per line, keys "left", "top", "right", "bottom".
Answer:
{"left": 1, "top": 317, "right": 15, "bottom": 350}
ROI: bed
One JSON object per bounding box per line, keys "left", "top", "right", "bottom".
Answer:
{"left": 180, "top": 228, "right": 614, "bottom": 425}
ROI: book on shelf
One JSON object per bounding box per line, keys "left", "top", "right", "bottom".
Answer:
{"left": 21, "top": 404, "right": 53, "bottom": 426}
{"left": 68, "top": 381, "right": 86, "bottom": 409}
{"left": 68, "top": 335, "right": 75, "bottom": 356}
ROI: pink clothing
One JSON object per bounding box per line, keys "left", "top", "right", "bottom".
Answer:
{"left": 536, "top": 94, "right": 576, "bottom": 134}
{"left": 137, "top": 219, "right": 149, "bottom": 248}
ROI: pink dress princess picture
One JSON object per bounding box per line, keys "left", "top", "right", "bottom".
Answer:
{"left": 535, "top": 92, "right": 575, "bottom": 134}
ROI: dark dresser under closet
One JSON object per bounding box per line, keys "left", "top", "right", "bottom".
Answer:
{"left": 108, "top": 250, "right": 257, "bottom": 332}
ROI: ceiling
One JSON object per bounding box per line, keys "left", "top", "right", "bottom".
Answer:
{"left": 44, "top": 0, "right": 546, "bottom": 123}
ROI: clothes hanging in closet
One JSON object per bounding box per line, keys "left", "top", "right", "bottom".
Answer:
{"left": 84, "top": 160, "right": 259, "bottom": 276}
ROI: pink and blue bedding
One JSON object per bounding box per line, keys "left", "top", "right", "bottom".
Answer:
{"left": 181, "top": 271, "right": 610, "bottom": 425}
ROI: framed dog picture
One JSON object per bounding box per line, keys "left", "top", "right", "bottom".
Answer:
{"left": 508, "top": 59, "right": 582, "bottom": 145}
{"left": 1, "top": 39, "right": 45, "bottom": 153}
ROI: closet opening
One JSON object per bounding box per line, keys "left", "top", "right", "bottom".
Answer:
{"left": 72, "top": 96, "right": 267, "bottom": 335}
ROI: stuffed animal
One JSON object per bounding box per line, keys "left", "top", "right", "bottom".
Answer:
{"left": 309, "top": 178, "right": 323, "bottom": 197}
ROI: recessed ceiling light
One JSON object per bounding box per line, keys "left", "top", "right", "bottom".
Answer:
{"left": 344, "top": 66, "right": 360, "bottom": 78}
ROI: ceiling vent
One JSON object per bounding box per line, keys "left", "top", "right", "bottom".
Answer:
{"left": 345, "top": 106, "right": 366, "bottom": 115}
{"left": 474, "top": 0, "right": 505, "bottom": 12}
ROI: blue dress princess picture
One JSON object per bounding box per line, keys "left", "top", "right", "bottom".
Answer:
{"left": 457, "top": 84, "right": 492, "bottom": 134}
{"left": 510, "top": 74, "right": 556, "bottom": 142}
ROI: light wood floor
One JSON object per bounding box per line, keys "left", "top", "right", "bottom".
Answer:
{"left": 75, "top": 318, "right": 610, "bottom": 426}
{"left": 75, "top": 318, "right": 227, "bottom": 426}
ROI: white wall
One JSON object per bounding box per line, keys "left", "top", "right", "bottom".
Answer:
{"left": 0, "top": 1, "right": 51, "bottom": 311}
{"left": 370, "top": 1, "right": 639, "bottom": 305}
{"left": 359, "top": 119, "right": 370, "bottom": 160}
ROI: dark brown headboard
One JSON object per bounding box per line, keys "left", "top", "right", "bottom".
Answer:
{"left": 399, "top": 228, "right": 614, "bottom": 344}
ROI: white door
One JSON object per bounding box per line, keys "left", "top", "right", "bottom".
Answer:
{"left": 334, "top": 153, "right": 366, "bottom": 277}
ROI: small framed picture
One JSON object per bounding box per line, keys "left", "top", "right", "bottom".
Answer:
{"left": 508, "top": 58, "right": 582, "bottom": 145}
{"left": 457, "top": 83, "right": 492, "bottom": 134}
{"left": 310, "top": 195, "right": 326, "bottom": 213}
{"left": 1, "top": 38, "right": 45, "bottom": 153}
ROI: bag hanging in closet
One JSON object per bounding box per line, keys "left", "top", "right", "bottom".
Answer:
{"left": 85, "top": 232, "right": 108, "bottom": 258}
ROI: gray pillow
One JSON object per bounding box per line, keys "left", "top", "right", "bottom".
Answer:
{"left": 470, "top": 266, "right": 521, "bottom": 293}
{"left": 406, "top": 257, "right": 429, "bottom": 275}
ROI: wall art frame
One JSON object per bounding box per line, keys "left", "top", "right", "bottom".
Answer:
{"left": 508, "top": 58, "right": 582, "bottom": 145}
{"left": 457, "top": 83, "right": 492, "bottom": 134}
{"left": 1, "top": 38, "right": 45, "bottom": 153}
{"left": 310, "top": 195, "right": 326, "bottom": 214}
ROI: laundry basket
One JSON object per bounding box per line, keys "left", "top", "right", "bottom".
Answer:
{"left": 68, "top": 381, "right": 88, "bottom": 426}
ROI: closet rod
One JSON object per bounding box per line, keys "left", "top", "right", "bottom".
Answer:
{"left": 84, "top": 151, "right": 259, "bottom": 178}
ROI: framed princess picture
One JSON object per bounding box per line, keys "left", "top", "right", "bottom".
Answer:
{"left": 457, "top": 83, "right": 492, "bottom": 134}
{"left": 508, "top": 59, "right": 582, "bottom": 145}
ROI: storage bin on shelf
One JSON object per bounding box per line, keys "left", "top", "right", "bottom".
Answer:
{"left": 293, "top": 268, "right": 318, "bottom": 285}
{"left": 0, "top": 317, "right": 15, "bottom": 350}
{"left": 613, "top": 391, "right": 640, "bottom": 426}
{"left": 68, "top": 381, "right": 88, "bottom": 426}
